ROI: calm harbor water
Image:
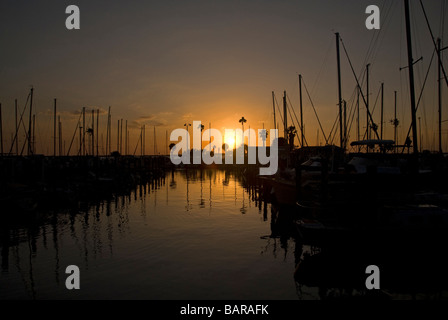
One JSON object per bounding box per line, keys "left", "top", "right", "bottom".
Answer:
{"left": 0, "top": 169, "right": 303, "bottom": 300}
{"left": 3, "top": 168, "right": 448, "bottom": 300}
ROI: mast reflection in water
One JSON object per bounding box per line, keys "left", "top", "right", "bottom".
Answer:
{"left": 0, "top": 169, "right": 298, "bottom": 300}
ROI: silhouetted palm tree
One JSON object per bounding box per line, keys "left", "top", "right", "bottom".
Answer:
{"left": 239, "top": 117, "right": 247, "bottom": 131}
{"left": 198, "top": 124, "right": 205, "bottom": 151}
{"left": 286, "top": 126, "right": 297, "bottom": 150}
{"left": 239, "top": 117, "right": 247, "bottom": 148}
{"left": 259, "top": 129, "right": 268, "bottom": 148}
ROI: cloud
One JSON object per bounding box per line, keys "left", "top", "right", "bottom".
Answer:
{"left": 182, "top": 113, "right": 194, "bottom": 120}
{"left": 40, "top": 106, "right": 109, "bottom": 119}
{"left": 137, "top": 115, "right": 155, "bottom": 121}
{"left": 129, "top": 113, "right": 169, "bottom": 128}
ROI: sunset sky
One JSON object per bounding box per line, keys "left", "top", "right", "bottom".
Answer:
{"left": 0, "top": 0, "right": 447, "bottom": 155}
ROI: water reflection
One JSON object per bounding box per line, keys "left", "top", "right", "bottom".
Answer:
{"left": 2, "top": 168, "right": 447, "bottom": 300}
{"left": 0, "top": 169, "right": 299, "bottom": 300}
{"left": 292, "top": 214, "right": 448, "bottom": 300}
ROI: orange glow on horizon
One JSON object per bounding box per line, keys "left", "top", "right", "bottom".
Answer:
{"left": 223, "top": 130, "right": 245, "bottom": 149}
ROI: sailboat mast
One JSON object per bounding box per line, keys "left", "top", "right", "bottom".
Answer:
{"left": 92, "top": 110, "right": 95, "bottom": 156}
{"left": 336, "top": 32, "right": 343, "bottom": 149}
{"left": 438, "top": 38, "right": 442, "bottom": 153}
{"left": 108, "top": 106, "right": 111, "bottom": 155}
{"left": 15, "top": 99, "right": 18, "bottom": 155}
{"left": 143, "top": 124, "right": 145, "bottom": 156}
{"left": 0, "top": 103, "right": 3, "bottom": 156}
{"left": 381, "top": 82, "right": 384, "bottom": 140}
{"left": 357, "top": 86, "right": 360, "bottom": 150}
{"left": 344, "top": 100, "right": 347, "bottom": 148}
{"left": 82, "top": 107, "right": 86, "bottom": 156}
{"left": 54, "top": 98, "right": 57, "bottom": 157}
{"left": 33, "top": 114, "right": 36, "bottom": 154}
{"left": 272, "top": 91, "right": 276, "bottom": 131}
{"left": 79, "top": 119, "right": 82, "bottom": 156}
{"left": 299, "top": 74, "right": 304, "bottom": 147}
{"left": 283, "top": 90, "right": 287, "bottom": 139}
{"left": 117, "top": 120, "right": 120, "bottom": 153}
{"left": 120, "top": 118, "right": 123, "bottom": 155}
{"left": 140, "top": 126, "right": 143, "bottom": 156}
{"left": 28, "top": 87, "right": 34, "bottom": 155}
{"left": 125, "top": 120, "right": 128, "bottom": 156}
{"left": 404, "top": 0, "right": 419, "bottom": 155}
{"left": 58, "top": 115, "right": 62, "bottom": 156}
{"left": 366, "top": 64, "right": 370, "bottom": 140}
{"left": 394, "top": 90, "right": 398, "bottom": 153}
{"left": 106, "top": 108, "right": 109, "bottom": 155}
{"left": 96, "top": 109, "right": 99, "bottom": 157}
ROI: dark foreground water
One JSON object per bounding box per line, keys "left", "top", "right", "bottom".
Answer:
{"left": 3, "top": 168, "right": 448, "bottom": 301}
{"left": 0, "top": 169, "right": 303, "bottom": 300}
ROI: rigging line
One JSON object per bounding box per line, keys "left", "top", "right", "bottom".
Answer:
{"left": 19, "top": 128, "right": 28, "bottom": 156}
{"left": 369, "top": 1, "right": 396, "bottom": 64}
{"left": 440, "top": 0, "right": 446, "bottom": 39}
{"left": 339, "top": 35, "right": 381, "bottom": 141}
{"left": 274, "top": 94, "right": 284, "bottom": 125}
{"left": 285, "top": 96, "right": 299, "bottom": 134}
{"left": 419, "top": 0, "right": 448, "bottom": 88}
{"left": 347, "top": 96, "right": 358, "bottom": 145}
{"left": 133, "top": 128, "right": 142, "bottom": 156}
{"left": 362, "top": 1, "right": 383, "bottom": 67}
{"left": 327, "top": 113, "right": 339, "bottom": 146}
{"left": 401, "top": 47, "right": 436, "bottom": 153}
{"left": 412, "top": 5, "right": 425, "bottom": 91}
{"left": 361, "top": 84, "right": 384, "bottom": 141}
{"left": 20, "top": 94, "right": 36, "bottom": 156}
{"left": 399, "top": 1, "right": 407, "bottom": 144}
{"left": 301, "top": 77, "right": 328, "bottom": 144}
{"left": 286, "top": 94, "right": 308, "bottom": 147}
{"left": 18, "top": 109, "right": 29, "bottom": 141}
{"left": 311, "top": 38, "right": 334, "bottom": 97}
{"left": 285, "top": 95, "right": 297, "bottom": 128}
{"left": 360, "top": 85, "right": 382, "bottom": 141}
{"left": 361, "top": 1, "right": 393, "bottom": 72}
{"left": 363, "top": 0, "right": 387, "bottom": 66}
{"left": 345, "top": 87, "right": 360, "bottom": 143}
{"left": 34, "top": 114, "right": 43, "bottom": 155}
{"left": 422, "top": 92, "right": 430, "bottom": 151}
{"left": 369, "top": 84, "right": 383, "bottom": 115}
{"left": 336, "top": 86, "right": 357, "bottom": 144}
{"left": 345, "top": 101, "right": 356, "bottom": 146}
{"left": 441, "top": 0, "right": 446, "bottom": 39}
{"left": 66, "top": 111, "right": 83, "bottom": 156}
{"left": 328, "top": 94, "right": 358, "bottom": 145}
{"left": 363, "top": 27, "right": 379, "bottom": 67}
{"left": 8, "top": 93, "right": 31, "bottom": 155}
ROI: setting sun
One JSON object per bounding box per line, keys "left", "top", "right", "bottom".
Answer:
{"left": 224, "top": 136, "right": 235, "bottom": 149}
{"left": 224, "top": 130, "right": 244, "bottom": 150}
